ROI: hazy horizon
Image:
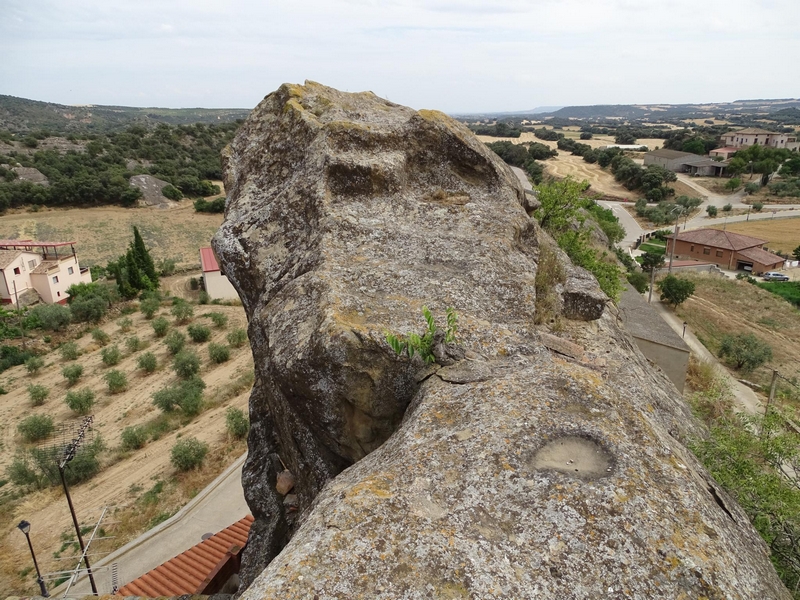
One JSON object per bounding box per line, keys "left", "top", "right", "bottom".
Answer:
{"left": 2, "top": 0, "right": 799, "bottom": 114}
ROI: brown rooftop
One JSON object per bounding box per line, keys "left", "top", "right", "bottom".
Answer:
{"left": 0, "top": 249, "right": 22, "bottom": 269}
{"left": 725, "top": 127, "right": 778, "bottom": 135}
{"left": 646, "top": 149, "right": 694, "bottom": 159}
{"left": 667, "top": 229, "right": 766, "bottom": 251}
{"left": 117, "top": 514, "right": 253, "bottom": 596}
{"left": 737, "top": 246, "right": 784, "bottom": 266}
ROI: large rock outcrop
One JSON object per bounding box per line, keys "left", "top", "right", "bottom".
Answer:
{"left": 213, "top": 81, "right": 789, "bottom": 598}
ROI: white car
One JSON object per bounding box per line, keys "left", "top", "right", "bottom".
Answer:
{"left": 762, "top": 271, "right": 790, "bottom": 282}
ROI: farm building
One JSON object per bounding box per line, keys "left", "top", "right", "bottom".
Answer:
{"left": 719, "top": 128, "right": 799, "bottom": 152}
{"left": 0, "top": 240, "right": 92, "bottom": 305}
{"left": 643, "top": 149, "right": 728, "bottom": 176}
{"left": 665, "top": 229, "right": 784, "bottom": 275}
{"left": 200, "top": 247, "right": 239, "bottom": 301}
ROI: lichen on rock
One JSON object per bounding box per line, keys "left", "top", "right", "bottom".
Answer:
{"left": 214, "top": 81, "right": 790, "bottom": 598}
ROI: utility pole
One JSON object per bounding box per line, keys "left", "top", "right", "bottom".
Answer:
{"left": 648, "top": 266, "right": 656, "bottom": 303}
{"left": 668, "top": 219, "right": 679, "bottom": 273}
{"left": 59, "top": 417, "right": 98, "bottom": 595}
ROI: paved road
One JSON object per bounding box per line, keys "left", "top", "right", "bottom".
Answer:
{"left": 56, "top": 453, "right": 249, "bottom": 596}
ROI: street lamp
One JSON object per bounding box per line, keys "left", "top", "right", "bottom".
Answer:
{"left": 683, "top": 322, "right": 687, "bottom": 338}
{"left": 17, "top": 520, "right": 49, "bottom": 597}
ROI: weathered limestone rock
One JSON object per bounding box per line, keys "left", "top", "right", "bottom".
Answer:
{"left": 214, "top": 81, "right": 789, "bottom": 598}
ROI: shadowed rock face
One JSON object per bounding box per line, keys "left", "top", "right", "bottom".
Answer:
{"left": 214, "top": 82, "right": 789, "bottom": 598}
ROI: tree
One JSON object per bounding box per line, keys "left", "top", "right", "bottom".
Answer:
{"left": 744, "top": 182, "right": 760, "bottom": 195}
{"left": 533, "top": 177, "right": 589, "bottom": 232}
{"left": 131, "top": 226, "right": 159, "bottom": 287}
{"left": 615, "top": 132, "right": 637, "bottom": 145}
{"left": 579, "top": 132, "right": 592, "bottom": 140}
{"left": 658, "top": 274, "right": 695, "bottom": 307}
{"left": 793, "top": 245, "right": 800, "bottom": 262}
{"left": 725, "top": 178, "right": 741, "bottom": 192}
{"left": 640, "top": 251, "right": 665, "bottom": 273}
{"left": 706, "top": 205, "right": 718, "bottom": 217}
{"left": 170, "top": 437, "right": 208, "bottom": 471}
{"left": 30, "top": 304, "right": 71, "bottom": 331}
{"left": 718, "top": 333, "right": 773, "bottom": 372}
{"left": 681, "top": 138, "right": 706, "bottom": 155}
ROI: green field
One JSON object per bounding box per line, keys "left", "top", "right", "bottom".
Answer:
{"left": 757, "top": 281, "right": 800, "bottom": 308}
{"left": 639, "top": 241, "right": 666, "bottom": 255}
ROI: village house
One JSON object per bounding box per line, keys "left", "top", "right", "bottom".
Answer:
{"left": 200, "top": 247, "right": 239, "bottom": 301}
{"left": 643, "top": 149, "right": 727, "bottom": 177}
{"left": 665, "top": 229, "right": 784, "bottom": 275}
{"left": 719, "top": 127, "right": 799, "bottom": 151}
{"left": 0, "top": 240, "right": 92, "bottom": 305}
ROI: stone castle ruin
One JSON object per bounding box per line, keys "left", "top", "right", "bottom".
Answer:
{"left": 212, "top": 81, "right": 789, "bottom": 598}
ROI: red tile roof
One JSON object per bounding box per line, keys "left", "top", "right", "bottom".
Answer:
{"left": 668, "top": 229, "right": 766, "bottom": 251}
{"left": 737, "top": 247, "right": 784, "bottom": 267}
{"left": 199, "top": 247, "right": 220, "bottom": 273}
{"left": 117, "top": 514, "right": 253, "bottom": 596}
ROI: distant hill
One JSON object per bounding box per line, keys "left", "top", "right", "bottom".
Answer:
{"left": 0, "top": 95, "right": 251, "bottom": 134}
{"left": 537, "top": 99, "right": 800, "bottom": 121}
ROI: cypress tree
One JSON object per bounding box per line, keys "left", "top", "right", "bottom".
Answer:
{"left": 132, "top": 226, "right": 159, "bottom": 288}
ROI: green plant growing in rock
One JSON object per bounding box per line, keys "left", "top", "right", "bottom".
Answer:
{"left": 27, "top": 384, "right": 50, "bottom": 406}
{"left": 62, "top": 364, "right": 84, "bottom": 386}
{"left": 385, "top": 306, "right": 457, "bottom": 364}
{"left": 65, "top": 388, "right": 95, "bottom": 415}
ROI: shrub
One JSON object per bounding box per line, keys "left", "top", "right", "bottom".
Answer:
{"left": 170, "top": 437, "right": 209, "bottom": 471}
{"left": 225, "top": 407, "right": 249, "bottom": 439}
{"left": 189, "top": 277, "right": 199, "bottom": 291}
{"left": 627, "top": 271, "right": 649, "bottom": 294}
{"left": 745, "top": 182, "right": 760, "bottom": 195}
{"left": 193, "top": 197, "right": 226, "bottom": 213}
{"left": 658, "top": 274, "right": 695, "bottom": 308}
{"left": 173, "top": 349, "right": 201, "bottom": 379}
{"left": 30, "top": 304, "right": 71, "bottom": 331}
{"left": 104, "top": 369, "right": 128, "bottom": 393}
{"left": 137, "top": 351, "right": 157, "bottom": 373}
{"left": 227, "top": 328, "right": 248, "bottom": 348}
{"left": 18, "top": 414, "right": 54, "bottom": 442}
{"left": 62, "top": 363, "right": 84, "bottom": 386}
{"left": 157, "top": 258, "right": 176, "bottom": 277}
{"left": 718, "top": 333, "right": 773, "bottom": 373}
{"left": 208, "top": 343, "right": 230, "bottom": 364}
{"left": 153, "top": 377, "right": 206, "bottom": 415}
{"left": 60, "top": 342, "right": 80, "bottom": 361}
{"left": 722, "top": 203, "right": 732, "bottom": 212}
{"left": 91, "top": 328, "right": 110, "bottom": 346}
{"left": 140, "top": 297, "right": 161, "bottom": 319}
{"left": 152, "top": 316, "right": 169, "bottom": 337}
{"left": 65, "top": 388, "right": 95, "bottom": 414}
{"left": 171, "top": 301, "right": 194, "bottom": 324}
{"left": 101, "top": 345, "right": 122, "bottom": 366}
{"left": 25, "top": 356, "right": 45, "bottom": 375}
{"left": 27, "top": 384, "right": 49, "bottom": 406}
{"left": 198, "top": 291, "right": 211, "bottom": 305}
{"left": 187, "top": 324, "right": 211, "bottom": 343}
{"left": 706, "top": 205, "right": 718, "bottom": 217}
{"left": 162, "top": 184, "right": 182, "bottom": 201}
{"left": 725, "top": 177, "right": 741, "bottom": 191}
{"left": 164, "top": 330, "right": 186, "bottom": 355}
{"left": 70, "top": 295, "right": 107, "bottom": 323}
{"left": 121, "top": 426, "right": 147, "bottom": 451}
{"left": 207, "top": 312, "right": 228, "bottom": 328}
{"left": 7, "top": 455, "right": 43, "bottom": 488}
{"left": 117, "top": 317, "right": 133, "bottom": 332}
{"left": 752, "top": 201, "right": 764, "bottom": 212}
{"left": 125, "top": 336, "right": 143, "bottom": 353}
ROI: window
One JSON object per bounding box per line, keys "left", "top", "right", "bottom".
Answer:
{"left": 68, "top": 266, "right": 74, "bottom": 275}
{"left": 57, "top": 291, "right": 61, "bottom": 297}
{"left": 703, "top": 248, "right": 711, "bottom": 255}
{"left": 28, "top": 259, "right": 36, "bottom": 269}
{"left": 690, "top": 245, "right": 695, "bottom": 252}
{"left": 13, "top": 267, "right": 20, "bottom": 275}
{"left": 716, "top": 250, "right": 723, "bottom": 257}
{"left": 52, "top": 276, "right": 59, "bottom": 284}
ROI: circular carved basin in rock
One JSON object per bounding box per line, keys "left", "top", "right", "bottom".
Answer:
{"left": 532, "top": 435, "right": 613, "bottom": 479}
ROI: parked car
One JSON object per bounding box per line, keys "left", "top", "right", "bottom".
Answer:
{"left": 762, "top": 271, "right": 790, "bottom": 281}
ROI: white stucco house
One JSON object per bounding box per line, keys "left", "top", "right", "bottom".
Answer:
{"left": 200, "top": 247, "right": 239, "bottom": 301}
{"left": 0, "top": 240, "right": 92, "bottom": 305}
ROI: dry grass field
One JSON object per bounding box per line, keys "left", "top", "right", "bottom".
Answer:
{"left": 0, "top": 295, "right": 253, "bottom": 595}
{"left": 673, "top": 271, "right": 800, "bottom": 393}
{"left": 0, "top": 196, "right": 225, "bottom": 269}
{"left": 709, "top": 217, "right": 800, "bottom": 254}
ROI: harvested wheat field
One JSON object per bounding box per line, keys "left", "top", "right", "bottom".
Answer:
{"left": 0, "top": 298, "right": 253, "bottom": 595}
{"left": 0, "top": 202, "right": 224, "bottom": 268}
{"left": 709, "top": 217, "right": 800, "bottom": 254}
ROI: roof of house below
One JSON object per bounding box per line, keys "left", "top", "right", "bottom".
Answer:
{"left": 681, "top": 158, "right": 729, "bottom": 168}
{"left": 200, "top": 247, "right": 220, "bottom": 272}
{"left": 645, "top": 149, "right": 695, "bottom": 160}
{"left": 737, "top": 246, "right": 784, "bottom": 266}
{"left": 723, "top": 127, "right": 778, "bottom": 136}
{"left": 0, "top": 249, "right": 22, "bottom": 269}
{"left": 118, "top": 514, "right": 254, "bottom": 596}
{"left": 667, "top": 229, "right": 767, "bottom": 251}
{"left": 618, "top": 284, "right": 691, "bottom": 352}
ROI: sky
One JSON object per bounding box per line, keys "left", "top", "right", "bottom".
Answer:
{"left": 1, "top": 0, "right": 799, "bottom": 114}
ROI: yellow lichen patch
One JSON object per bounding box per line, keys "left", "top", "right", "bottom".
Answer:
{"left": 345, "top": 473, "right": 395, "bottom": 501}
